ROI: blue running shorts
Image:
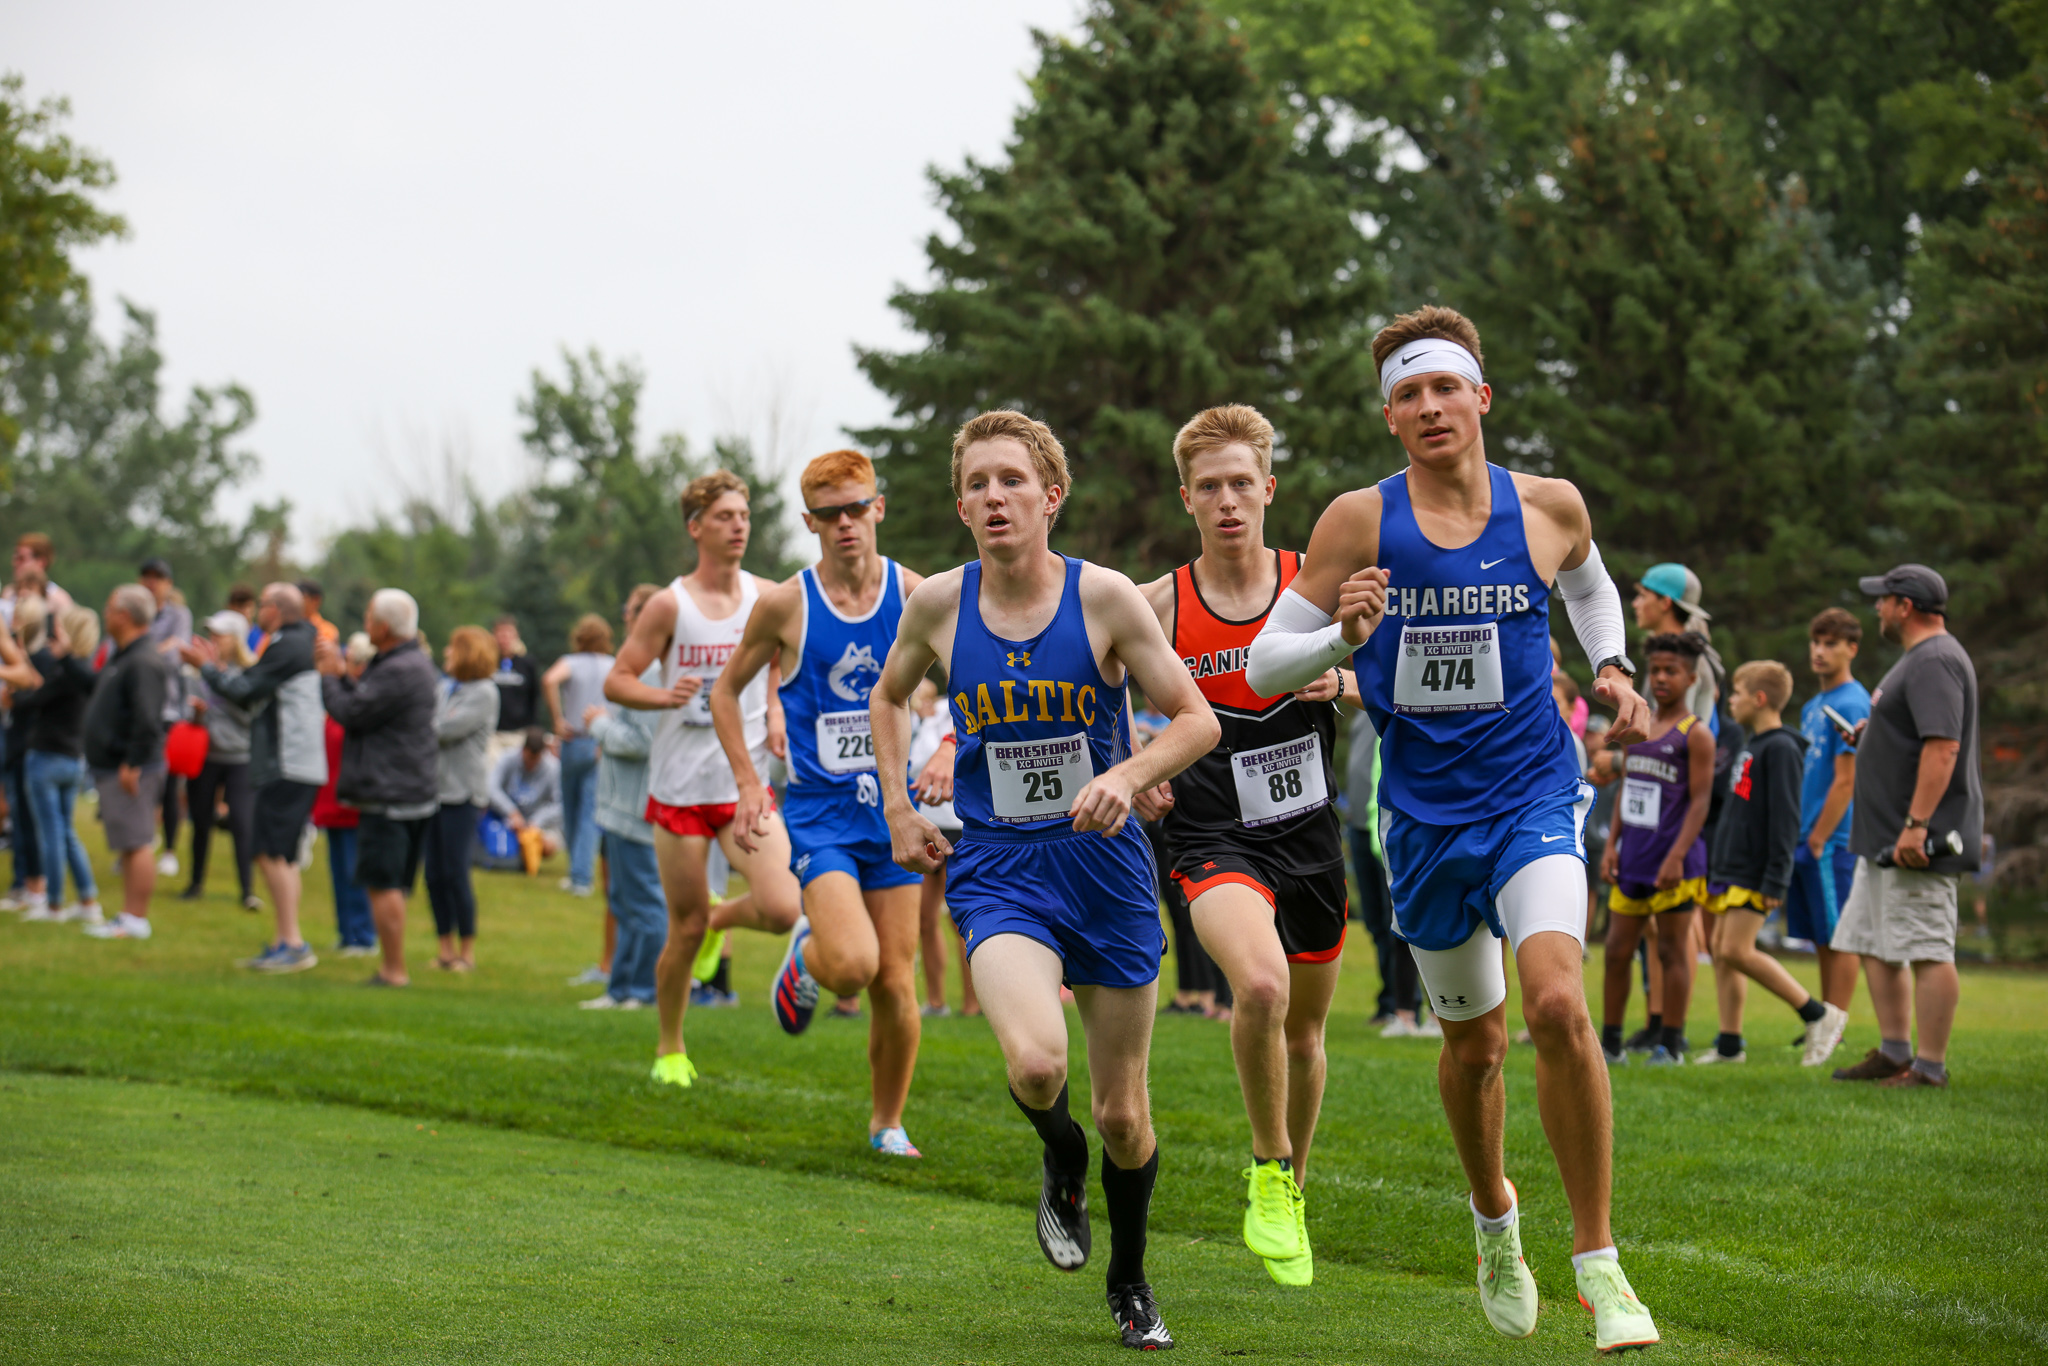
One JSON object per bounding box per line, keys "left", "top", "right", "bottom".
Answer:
{"left": 1379, "top": 780, "right": 1594, "bottom": 952}
{"left": 946, "top": 825, "right": 1164, "bottom": 990}
{"left": 1784, "top": 842, "right": 1856, "bottom": 943}
{"left": 785, "top": 789, "right": 920, "bottom": 892}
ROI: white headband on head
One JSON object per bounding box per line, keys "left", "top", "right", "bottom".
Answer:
{"left": 1378, "top": 338, "right": 1484, "bottom": 401}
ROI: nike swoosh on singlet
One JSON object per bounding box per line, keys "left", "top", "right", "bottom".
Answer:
{"left": 1480, "top": 557, "right": 1507, "bottom": 570}
{"left": 1541, "top": 834, "right": 1568, "bottom": 842}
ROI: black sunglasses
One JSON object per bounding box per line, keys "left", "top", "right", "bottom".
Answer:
{"left": 806, "top": 495, "right": 877, "bottom": 521}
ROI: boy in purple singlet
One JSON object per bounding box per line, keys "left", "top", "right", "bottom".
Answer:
{"left": 1599, "top": 633, "right": 1715, "bottom": 1065}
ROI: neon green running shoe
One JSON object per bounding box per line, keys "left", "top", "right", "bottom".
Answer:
{"left": 691, "top": 925, "right": 727, "bottom": 985}
{"left": 650, "top": 1052, "right": 698, "bottom": 1088}
{"left": 1263, "top": 1175, "right": 1313, "bottom": 1286}
{"left": 1242, "top": 1160, "right": 1304, "bottom": 1261}
{"left": 1475, "top": 1182, "right": 1538, "bottom": 1338}
{"left": 1576, "top": 1255, "right": 1659, "bottom": 1354}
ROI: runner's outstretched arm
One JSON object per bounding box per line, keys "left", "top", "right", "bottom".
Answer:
{"left": 874, "top": 577, "right": 951, "bottom": 874}
{"left": 1246, "top": 493, "right": 1387, "bottom": 697}
{"left": 1068, "top": 571, "right": 1219, "bottom": 838}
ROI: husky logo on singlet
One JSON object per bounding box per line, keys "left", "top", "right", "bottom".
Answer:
{"left": 1359, "top": 464, "right": 1577, "bottom": 825}
{"left": 827, "top": 642, "right": 883, "bottom": 703}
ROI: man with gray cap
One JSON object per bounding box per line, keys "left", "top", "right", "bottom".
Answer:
{"left": 1829, "top": 564, "right": 1981, "bottom": 1089}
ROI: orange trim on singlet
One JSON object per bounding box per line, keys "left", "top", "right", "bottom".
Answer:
{"left": 1172, "top": 550, "right": 1302, "bottom": 710}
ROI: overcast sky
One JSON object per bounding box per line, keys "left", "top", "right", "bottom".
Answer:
{"left": 11, "top": 0, "right": 1080, "bottom": 550}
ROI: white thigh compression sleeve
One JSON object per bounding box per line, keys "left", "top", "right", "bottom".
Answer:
{"left": 1246, "top": 588, "right": 1354, "bottom": 697}
{"left": 1553, "top": 541, "right": 1626, "bottom": 670}
{"left": 1409, "top": 925, "right": 1508, "bottom": 1022}
{"left": 1495, "top": 854, "right": 1588, "bottom": 951}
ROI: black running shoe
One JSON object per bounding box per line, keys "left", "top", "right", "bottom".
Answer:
{"left": 1037, "top": 1164, "right": 1090, "bottom": 1271}
{"left": 1622, "top": 1025, "right": 1659, "bottom": 1054}
{"left": 1108, "top": 1283, "right": 1174, "bottom": 1350}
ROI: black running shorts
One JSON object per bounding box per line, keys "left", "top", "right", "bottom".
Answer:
{"left": 253, "top": 779, "right": 319, "bottom": 860}
{"left": 1170, "top": 851, "right": 1348, "bottom": 963}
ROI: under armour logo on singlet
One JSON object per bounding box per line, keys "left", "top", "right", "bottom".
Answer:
{"left": 1007, "top": 651, "right": 1031, "bottom": 668}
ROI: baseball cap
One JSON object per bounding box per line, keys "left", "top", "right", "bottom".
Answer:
{"left": 204, "top": 610, "right": 247, "bottom": 637}
{"left": 1637, "top": 562, "right": 1711, "bottom": 622}
{"left": 1858, "top": 563, "right": 1948, "bottom": 613}
{"left": 138, "top": 556, "right": 172, "bottom": 579}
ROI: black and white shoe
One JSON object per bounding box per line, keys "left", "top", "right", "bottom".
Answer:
{"left": 1037, "top": 1164, "right": 1090, "bottom": 1271}
{"left": 1108, "top": 1283, "right": 1174, "bottom": 1350}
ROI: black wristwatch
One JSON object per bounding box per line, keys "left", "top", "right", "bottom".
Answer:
{"left": 1595, "top": 654, "right": 1636, "bottom": 680}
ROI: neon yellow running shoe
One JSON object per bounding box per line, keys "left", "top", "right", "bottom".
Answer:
{"left": 1576, "top": 1255, "right": 1659, "bottom": 1354}
{"left": 1475, "top": 1182, "right": 1538, "bottom": 1338}
{"left": 1263, "top": 1175, "right": 1313, "bottom": 1286}
{"left": 1242, "top": 1160, "right": 1304, "bottom": 1261}
{"left": 691, "top": 925, "right": 727, "bottom": 985}
{"left": 650, "top": 1052, "right": 698, "bottom": 1088}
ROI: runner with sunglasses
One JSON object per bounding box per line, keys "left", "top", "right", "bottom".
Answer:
{"left": 711, "top": 449, "right": 941, "bottom": 1158}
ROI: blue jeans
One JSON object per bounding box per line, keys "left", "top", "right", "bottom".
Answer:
{"left": 560, "top": 736, "right": 600, "bottom": 890}
{"left": 24, "top": 749, "right": 94, "bottom": 905}
{"left": 604, "top": 831, "right": 666, "bottom": 1004}
{"left": 326, "top": 827, "right": 376, "bottom": 948}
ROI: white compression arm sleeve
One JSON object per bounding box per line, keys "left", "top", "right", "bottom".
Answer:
{"left": 1554, "top": 540, "right": 1626, "bottom": 669}
{"left": 1247, "top": 588, "right": 1354, "bottom": 697}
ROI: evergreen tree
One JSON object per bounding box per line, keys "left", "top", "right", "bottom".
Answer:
{"left": 1486, "top": 73, "right": 1874, "bottom": 661}
{"left": 855, "top": 0, "right": 1379, "bottom": 575}
{"left": 1889, "top": 0, "right": 2048, "bottom": 703}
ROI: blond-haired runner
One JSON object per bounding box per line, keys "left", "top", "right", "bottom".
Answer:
{"left": 871, "top": 411, "right": 1218, "bottom": 1350}
{"left": 604, "top": 471, "right": 801, "bottom": 1089}
{"left": 1131, "top": 403, "right": 1361, "bottom": 1287}
{"left": 711, "top": 449, "right": 937, "bottom": 1158}
{"left": 1246, "top": 305, "right": 1662, "bottom": 1352}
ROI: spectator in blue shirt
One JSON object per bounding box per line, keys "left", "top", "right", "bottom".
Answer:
{"left": 1787, "top": 607, "right": 1870, "bottom": 1020}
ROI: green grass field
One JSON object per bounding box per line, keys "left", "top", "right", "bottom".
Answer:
{"left": 4, "top": 824, "right": 2045, "bottom": 1364}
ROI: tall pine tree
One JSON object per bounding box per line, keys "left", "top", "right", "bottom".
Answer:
{"left": 855, "top": 0, "right": 1379, "bottom": 574}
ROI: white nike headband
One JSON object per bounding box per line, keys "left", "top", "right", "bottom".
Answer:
{"left": 1378, "top": 337, "right": 1485, "bottom": 401}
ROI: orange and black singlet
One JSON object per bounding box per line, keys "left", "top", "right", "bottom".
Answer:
{"left": 1162, "top": 550, "right": 1344, "bottom": 878}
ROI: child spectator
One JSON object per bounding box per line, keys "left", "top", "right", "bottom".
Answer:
{"left": 1701, "top": 661, "right": 1851, "bottom": 1065}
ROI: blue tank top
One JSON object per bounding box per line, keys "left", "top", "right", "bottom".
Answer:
{"left": 1361, "top": 463, "right": 1577, "bottom": 824}
{"left": 780, "top": 560, "right": 906, "bottom": 805}
{"left": 949, "top": 556, "right": 1133, "bottom": 842}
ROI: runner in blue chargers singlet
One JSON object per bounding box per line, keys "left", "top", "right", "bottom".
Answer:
{"left": 711, "top": 449, "right": 940, "bottom": 1161}
{"left": 1245, "top": 306, "right": 1663, "bottom": 1353}
{"left": 871, "top": 410, "right": 1218, "bottom": 1353}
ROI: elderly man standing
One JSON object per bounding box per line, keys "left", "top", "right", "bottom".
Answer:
{"left": 82, "top": 585, "right": 171, "bottom": 941}
{"left": 187, "top": 582, "right": 328, "bottom": 971}
{"left": 317, "top": 588, "right": 440, "bottom": 988}
{"left": 1831, "top": 564, "right": 1983, "bottom": 1090}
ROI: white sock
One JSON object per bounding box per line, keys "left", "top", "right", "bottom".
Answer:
{"left": 1471, "top": 1191, "right": 1517, "bottom": 1235}
{"left": 1572, "top": 1246, "right": 1618, "bottom": 1273}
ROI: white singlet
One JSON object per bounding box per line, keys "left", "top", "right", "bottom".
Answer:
{"left": 648, "top": 573, "right": 772, "bottom": 808}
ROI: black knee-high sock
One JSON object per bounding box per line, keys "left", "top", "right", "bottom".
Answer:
{"left": 1011, "top": 1084, "right": 1089, "bottom": 1177}
{"left": 1102, "top": 1145, "right": 1159, "bottom": 1290}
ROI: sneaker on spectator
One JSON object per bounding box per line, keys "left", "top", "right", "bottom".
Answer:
{"left": 1800, "top": 1003, "right": 1850, "bottom": 1068}
{"left": 0, "top": 891, "right": 29, "bottom": 913}
{"left": 242, "top": 895, "right": 263, "bottom": 914}
{"left": 1623, "top": 1025, "right": 1659, "bottom": 1054}
{"left": 241, "top": 943, "right": 286, "bottom": 969}
{"left": 1642, "top": 1045, "right": 1685, "bottom": 1066}
{"left": 690, "top": 985, "right": 739, "bottom": 1009}
{"left": 336, "top": 944, "right": 377, "bottom": 958}
{"left": 156, "top": 851, "right": 180, "bottom": 878}
{"left": 57, "top": 902, "right": 104, "bottom": 926}
{"left": 85, "top": 912, "right": 152, "bottom": 940}
{"left": 1417, "top": 1016, "right": 1445, "bottom": 1039}
{"left": 921, "top": 1003, "right": 951, "bottom": 1018}
{"left": 21, "top": 900, "right": 61, "bottom": 923}
{"left": 565, "top": 965, "right": 608, "bottom": 986}
{"left": 1381, "top": 1017, "right": 1417, "bottom": 1038}
{"left": 578, "top": 994, "right": 624, "bottom": 1010}
{"left": 257, "top": 943, "right": 319, "bottom": 974}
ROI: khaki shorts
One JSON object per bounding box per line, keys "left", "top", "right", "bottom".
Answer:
{"left": 1831, "top": 857, "right": 1958, "bottom": 965}
{"left": 94, "top": 764, "right": 167, "bottom": 854}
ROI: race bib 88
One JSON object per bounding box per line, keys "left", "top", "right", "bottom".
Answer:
{"left": 1230, "top": 734, "right": 1329, "bottom": 828}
